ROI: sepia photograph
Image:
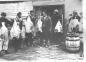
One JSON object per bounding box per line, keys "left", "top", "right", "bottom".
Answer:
{"left": 0, "top": 0, "right": 84, "bottom": 62}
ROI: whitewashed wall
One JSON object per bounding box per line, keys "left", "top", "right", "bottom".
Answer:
{"left": 0, "top": 0, "right": 82, "bottom": 19}
{"left": 0, "top": 1, "right": 33, "bottom": 18}
{"left": 33, "top": 0, "right": 82, "bottom": 19}
{"left": 65, "top": 0, "right": 82, "bottom": 19}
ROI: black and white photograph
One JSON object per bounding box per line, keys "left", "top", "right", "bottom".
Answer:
{"left": 0, "top": 0, "right": 84, "bottom": 62}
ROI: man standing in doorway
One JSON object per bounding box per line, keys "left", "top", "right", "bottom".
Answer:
{"left": 51, "top": 9, "right": 62, "bottom": 43}
{"left": 52, "top": 9, "right": 62, "bottom": 31}
{"left": 42, "top": 11, "right": 52, "bottom": 47}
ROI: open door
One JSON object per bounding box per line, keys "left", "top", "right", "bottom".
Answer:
{"left": 34, "top": 5, "right": 65, "bottom": 32}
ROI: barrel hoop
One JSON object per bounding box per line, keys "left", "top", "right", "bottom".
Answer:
{"left": 66, "top": 39, "right": 80, "bottom": 41}
{"left": 66, "top": 46, "right": 80, "bottom": 48}
{"left": 66, "top": 47, "right": 79, "bottom": 51}
{"left": 66, "top": 37, "right": 80, "bottom": 39}
{"left": 66, "top": 37, "right": 80, "bottom": 38}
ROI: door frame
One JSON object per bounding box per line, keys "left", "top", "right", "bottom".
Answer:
{"left": 34, "top": 4, "right": 65, "bottom": 32}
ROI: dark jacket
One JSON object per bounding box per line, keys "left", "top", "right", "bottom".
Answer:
{"left": 15, "top": 17, "right": 23, "bottom": 30}
{"left": 42, "top": 16, "right": 52, "bottom": 32}
{"left": 0, "top": 17, "right": 10, "bottom": 27}
{"left": 51, "top": 13, "right": 62, "bottom": 29}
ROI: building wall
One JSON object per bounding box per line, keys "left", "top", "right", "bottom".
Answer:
{"left": 64, "top": 0, "right": 82, "bottom": 34}
{"left": 65, "top": 0, "right": 82, "bottom": 19}
{"left": 33, "top": 0, "right": 82, "bottom": 19}
{"left": 0, "top": 0, "right": 82, "bottom": 19}
{"left": 0, "top": 2, "right": 33, "bottom": 18}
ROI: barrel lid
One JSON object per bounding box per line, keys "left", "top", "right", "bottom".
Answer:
{"left": 67, "top": 33, "right": 79, "bottom": 37}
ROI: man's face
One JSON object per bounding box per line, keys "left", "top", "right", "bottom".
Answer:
{"left": 73, "top": 12, "right": 78, "bottom": 16}
{"left": 18, "top": 14, "right": 22, "bottom": 18}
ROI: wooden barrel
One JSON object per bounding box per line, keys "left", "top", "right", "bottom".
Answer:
{"left": 65, "top": 33, "right": 80, "bottom": 51}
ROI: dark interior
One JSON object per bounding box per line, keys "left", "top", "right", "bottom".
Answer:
{"left": 34, "top": 5, "right": 64, "bottom": 16}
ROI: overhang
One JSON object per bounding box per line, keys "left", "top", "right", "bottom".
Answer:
{"left": 32, "top": 0, "right": 65, "bottom": 6}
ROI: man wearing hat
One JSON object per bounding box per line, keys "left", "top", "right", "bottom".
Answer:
{"left": 51, "top": 9, "right": 62, "bottom": 42}
{"left": 68, "top": 11, "right": 81, "bottom": 33}
{"left": 42, "top": 11, "right": 52, "bottom": 47}
{"left": 15, "top": 12, "right": 23, "bottom": 30}
{"left": 13, "top": 12, "right": 23, "bottom": 51}
{"left": 69, "top": 10, "right": 80, "bottom": 22}
{"left": 52, "top": 9, "right": 62, "bottom": 31}
{"left": 0, "top": 12, "right": 10, "bottom": 55}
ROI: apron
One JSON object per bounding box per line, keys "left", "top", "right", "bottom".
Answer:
{"left": 10, "top": 19, "right": 21, "bottom": 39}
{"left": 68, "top": 19, "right": 79, "bottom": 32}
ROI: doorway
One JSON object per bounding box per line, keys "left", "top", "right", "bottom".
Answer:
{"left": 34, "top": 5, "right": 65, "bottom": 30}
{"left": 34, "top": 5, "right": 65, "bottom": 44}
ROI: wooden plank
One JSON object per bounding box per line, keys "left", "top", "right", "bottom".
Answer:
{"left": 0, "top": 1, "right": 33, "bottom": 18}
{"left": 33, "top": 0, "right": 65, "bottom": 6}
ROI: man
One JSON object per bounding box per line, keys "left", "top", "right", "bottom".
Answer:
{"left": 69, "top": 11, "right": 81, "bottom": 22}
{"left": 15, "top": 12, "right": 23, "bottom": 30}
{"left": 0, "top": 12, "right": 10, "bottom": 55}
{"left": 51, "top": 9, "right": 62, "bottom": 43}
{"left": 42, "top": 11, "right": 52, "bottom": 47}
{"left": 0, "top": 12, "right": 11, "bottom": 27}
{"left": 30, "top": 10, "right": 37, "bottom": 37}
{"left": 24, "top": 11, "right": 34, "bottom": 47}
{"left": 30, "top": 11, "right": 36, "bottom": 26}
{"left": 51, "top": 9, "right": 62, "bottom": 32}
{"left": 69, "top": 11, "right": 80, "bottom": 33}
{"left": 12, "top": 12, "right": 22, "bottom": 52}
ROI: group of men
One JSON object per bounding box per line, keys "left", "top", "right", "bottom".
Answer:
{"left": 0, "top": 8, "right": 83, "bottom": 56}
{"left": 0, "top": 9, "right": 63, "bottom": 55}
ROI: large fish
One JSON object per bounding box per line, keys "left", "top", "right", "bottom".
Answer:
{"left": 55, "top": 21, "right": 62, "bottom": 32}
{"left": 37, "top": 17, "right": 42, "bottom": 32}
{"left": 10, "top": 19, "right": 21, "bottom": 39}
{"left": 24, "top": 15, "right": 33, "bottom": 33}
